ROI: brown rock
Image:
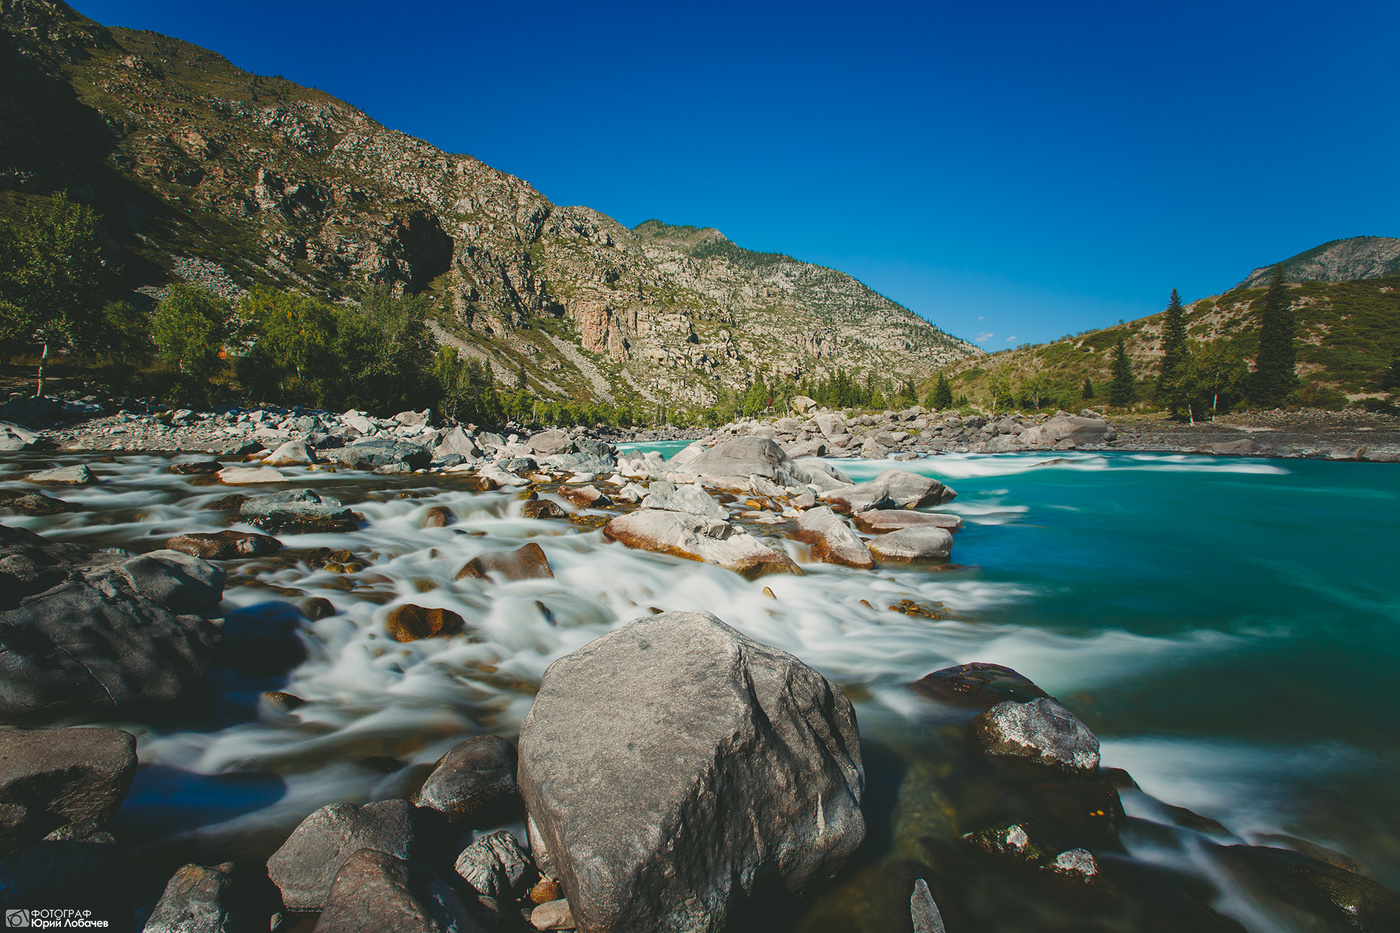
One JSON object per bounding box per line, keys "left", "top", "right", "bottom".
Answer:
{"left": 522, "top": 500, "right": 567, "bottom": 520}
{"left": 603, "top": 510, "right": 800, "bottom": 581}
{"left": 560, "top": 485, "right": 611, "bottom": 508}
{"left": 386, "top": 604, "right": 465, "bottom": 642}
{"left": 793, "top": 507, "right": 874, "bottom": 569}
{"left": 529, "top": 879, "right": 562, "bottom": 905}
{"left": 422, "top": 505, "right": 454, "bottom": 528}
{"left": 164, "top": 530, "right": 283, "bottom": 560}
{"left": 456, "top": 543, "right": 554, "bottom": 582}
{"left": 530, "top": 898, "right": 575, "bottom": 931}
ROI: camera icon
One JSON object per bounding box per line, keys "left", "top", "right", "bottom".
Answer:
{"left": 4, "top": 910, "right": 28, "bottom": 928}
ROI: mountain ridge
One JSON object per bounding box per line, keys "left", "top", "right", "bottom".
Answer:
{"left": 0, "top": 0, "right": 980, "bottom": 410}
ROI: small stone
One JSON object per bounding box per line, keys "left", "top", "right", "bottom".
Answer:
{"left": 560, "top": 485, "right": 611, "bottom": 507}
{"left": 1041, "top": 847, "right": 1101, "bottom": 884}
{"left": 911, "top": 878, "right": 947, "bottom": 933}
{"left": 530, "top": 898, "right": 574, "bottom": 931}
{"left": 522, "top": 500, "right": 568, "bottom": 520}
{"left": 456, "top": 543, "right": 554, "bottom": 582}
{"left": 413, "top": 735, "right": 518, "bottom": 827}
{"left": 163, "top": 530, "right": 282, "bottom": 560}
{"left": 385, "top": 604, "right": 464, "bottom": 642}
{"left": 300, "top": 596, "right": 336, "bottom": 619}
{"left": 968, "top": 697, "right": 1100, "bottom": 776}
{"left": 529, "top": 879, "right": 562, "bottom": 904}
{"left": 421, "top": 505, "right": 454, "bottom": 528}
{"left": 27, "top": 464, "right": 96, "bottom": 485}
{"left": 452, "top": 829, "right": 532, "bottom": 899}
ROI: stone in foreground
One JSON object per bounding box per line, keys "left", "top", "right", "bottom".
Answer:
{"left": 865, "top": 526, "right": 954, "bottom": 563}
{"left": 517, "top": 611, "right": 865, "bottom": 933}
{"left": 968, "top": 697, "right": 1100, "bottom": 777}
{"left": 910, "top": 878, "right": 947, "bottom": 933}
{"left": 413, "top": 735, "right": 518, "bottom": 828}
{"left": 793, "top": 507, "right": 874, "bottom": 569}
{"left": 603, "top": 510, "right": 799, "bottom": 580}
{"left": 0, "top": 728, "right": 136, "bottom": 857}
{"left": 266, "top": 799, "right": 415, "bottom": 911}
{"left": 314, "top": 848, "right": 482, "bottom": 933}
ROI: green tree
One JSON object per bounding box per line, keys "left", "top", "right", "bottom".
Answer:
{"left": 1181, "top": 340, "right": 1249, "bottom": 423}
{"left": 894, "top": 378, "right": 918, "bottom": 408}
{"left": 0, "top": 192, "right": 116, "bottom": 395}
{"left": 931, "top": 373, "right": 953, "bottom": 410}
{"left": 237, "top": 287, "right": 338, "bottom": 403}
{"left": 1021, "top": 372, "right": 1055, "bottom": 410}
{"left": 1081, "top": 376, "right": 1094, "bottom": 400}
{"left": 986, "top": 371, "right": 1013, "bottom": 416}
{"left": 1250, "top": 267, "right": 1297, "bottom": 407}
{"left": 1382, "top": 350, "right": 1400, "bottom": 392}
{"left": 1109, "top": 338, "right": 1135, "bottom": 407}
{"left": 153, "top": 286, "right": 231, "bottom": 399}
{"left": 1156, "top": 288, "right": 1189, "bottom": 416}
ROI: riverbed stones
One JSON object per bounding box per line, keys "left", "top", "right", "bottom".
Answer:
{"left": 521, "top": 499, "right": 567, "bottom": 520}
{"left": 0, "top": 525, "right": 224, "bottom": 723}
{"left": 968, "top": 697, "right": 1100, "bottom": 777}
{"left": 639, "top": 479, "right": 728, "bottom": 519}
{"left": 412, "top": 735, "right": 518, "bottom": 828}
{"left": 452, "top": 829, "right": 532, "bottom": 900}
{"left": 0, "top": 421, "right": 41, "bottom": 451}
{"left": 517, "top": 610, "right": 865, "bottom": 933}
{"left": 910, "top": 662, "right": 1050, "bottom": 711}
{"left": 141, "top": 862, "right": 250, "bottom": 933}
{"left": 0, "top": 490, "right": 72, "bottom": 514}
{"left": 313, "top": 848, "right": 481, "bottom": 933}
{"left": 216, "top": 466, "right": 286, "bottom": 485}
{"left": 852, "top": 510, "right": 962, "bottom": 534}
{"left": 865, "top": 526, "right": 954, "bottom": 563}
{"left": 164, "top": 530, "right": 283, "bottom": 560}
{"left": 910, "top": 878, "right": 947, "bottom": 933}
{"left": 385, "top": 604, "right": 464, "bottom": 642}
{"left": 794, "top": 506, "right": 874, "bottom": 569}
{"left": 266, "top": 799, "right": 416, "bottom": 911}
{"left": 239, "top": 489, "right": 358, "bottom": 533}
{"left": 0, "top": 728, "right": 137, "bottom": 856}
{"left": 603, "top": 509, "right": 800, "bottom": 580}
{"left": 684, "top": 436, "right": 812, "bottom": 492}
{"left": 456, "top": 542, "right": 554, "bottom": 582}
{"left": 262, "top": 439, "right": 315, "bottom": 466}
{"left": 822, "top": 469, "right": 955, "bottom": 513}
{"left": 530, "top": 899, "right": 574, "bottom": 931}
{"left": 26, "top": 464, "right": 95, "bottom": 485}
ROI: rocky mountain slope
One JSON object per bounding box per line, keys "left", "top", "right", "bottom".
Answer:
{"left": 1239, "top": 236, "right": 1400, "bottom": 289}
{"left": 937, "top": 246, "right": 1400, "bottom": 410}
{"left": 0, "top": 0, "right": 979, "bottom": 409}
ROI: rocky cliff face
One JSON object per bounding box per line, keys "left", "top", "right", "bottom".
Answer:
{"left": 0, "top": 0, "right": 980, "bottom": 407}
{"left": 1240, "top": 236, "right": 1400, "bottom": 289}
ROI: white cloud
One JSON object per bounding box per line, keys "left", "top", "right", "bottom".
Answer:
{"left": 976, "top": 331, "right": 994, "bottom": 342}
{"left": 1006, "top": 336, "right": 1018, "bottom": 343}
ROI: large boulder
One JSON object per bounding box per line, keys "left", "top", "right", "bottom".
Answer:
{"left": 412, "top": 736, "right": 518, "bottom": 828}
{"left": 322, "top": 437, "right": 430, "bottom": 471}
{"left": 239, "top": 490, "right": 359, "bottom": 534}
{"left": 314, "top": 848, "right": 482, "bottom": 933}
{"left": 266, "top": 799, "right": 416, "bottom": 911}
{"left": 852, "top": 510, "right": 962, "bottom": 534}
{"left": 517, "top": 611, "right": 865, "bottom": 933}
{"left": 821, "top": 469, "right": 955, "bottom": 513}
{"left": 793, "top": 507, "right": 873, "bottom": 569}
{"left": 638, "top": 480, "right": 727, "bottom": 520}
{"left": 141, "top": 862, "right": 257, "bottom": 933}
{"left": 433, "top": 426, "right": 480, "bottom": 460}
{"left": 456, "top": 543, "right": 554, "bottom": 582}
{"left": 602, "top": 510, "right": 799, "bottom": 580}
{"left": 683, "top": 437, "right": 812, "bottom": 492}
{"left": 1018, "top": 412, "right": 1115, "bottom": 449}
{"left": 527, "top": 430, "right": 574, "bottom": 457}
{"left": 0, "top": 421, "right": 43, "bottom": 451}
{"left": 865, "top": 526, "right": 954, "bottom": 562}
{"left": 0, "top": 728, "right": 136, "bottom": 857}
{"left": 163, "top": 530, "right": 283, "bottom": 560}
{"left": 0, "top": 525, "right": 224, "bottom": 724}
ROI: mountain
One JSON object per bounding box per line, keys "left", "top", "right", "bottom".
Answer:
{"left": 934, "top": 244, "right": 1400, "bottom": 411}
{"left": 1239, "top": 236, "right": 1400, "bottom": 289}
{"left": 0, "top": 0, "right": 979, "bottom": 409}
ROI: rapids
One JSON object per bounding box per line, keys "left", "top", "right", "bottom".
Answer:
{"left": 2, "top": 447, "right": 1396, "bottom": 930}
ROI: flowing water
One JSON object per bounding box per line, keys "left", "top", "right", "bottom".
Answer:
{"left": 2, "top": 447, "right": 1396, "bottom": 930}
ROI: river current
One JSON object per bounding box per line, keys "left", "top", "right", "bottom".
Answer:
{"left": 3, "top": 447, "right": 1396, "bottom": 930}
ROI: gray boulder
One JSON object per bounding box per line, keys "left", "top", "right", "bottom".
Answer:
{"left": 141, "top": 862, "right": 252, "bottom": 933}
{"left": 0, "top": 526, "right": 224, "bottom": 724}
{"left": 323, "top": 438, "right": 430, "bottom": 471}
{"left": 518, "top": 611, "right": 864, "bottom": 933}
{"left": 684, "top": 437, "right": 812, "bottom": 492}
{"left": 1018, "top": 413, "right": 1115, "bottom": 449}
{"left": 793, "top": 507, "right": 873, "bottom": 569}
{"left": 0, "top": 728, "right": 136, "bottom": 857}
{"left": 452, "top": 829, "right": 532, "bottom": 900}
{"left": 793, "top": 458, "right": 854, "bottom": 493}
{"left": 433, "top": 426, "right": 480, "bottom": 460}
{"left": 0, "top": 421, "right": 41, "bottom": 451}
{"left": 852, "top": 510, "right": 962, "bottom": 534}
{"left": 240, "top": 490, "right": 358, "bottom": 534}
{"left": 968, "top": 697, "right": 1100, "bottom": 776}
{"left": 911, "top": 878, "right": 947, "bottom": 933}
{"left": 822, "top": 469, "right": 955, "bottom": 513}
{"left": 263, "top": 440, "right": 315, "bottom": 466}
{"left": 26, "top": 464, "right": 95, "bottom": 485}
{"left": 266, "top": 799, "right": 416, "bottom": 911}
{"left": 314, "top": 848, "right": 481, "bottom": 933}
{"left": 412, "top": 735, "right": 518, "bottom": 828}
{"left": 603, "top": 510, "right": 799, "bottom": 580}
{"left": 866, "top": 526, "right": 954, "bottom": 562}
{"left": 639, "top": 480, "right": 727, "bottom": 520}
{"left": 527, "top": 430, "right": 574, "bottom": 457}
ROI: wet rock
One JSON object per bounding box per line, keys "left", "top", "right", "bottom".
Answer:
{"left": 530, "top": 899, "right": 574, "bottom": 931}
{"left": 413, "top": 735, "right": 518, "bottom": 827}
{"left": 314, "top": 848, "right": 481, "bottom": 933}
{"left": 529, "top": 879, "right": 562, "bottom": 904}
{"left": 521, "top": 500, "right": 567, "bottom": 520}
{"left": 0, "top": 526, "right": 224, "bottom": 723}
{"left": 240, "top": 489, "right": 359, "bottom": 533}
{"left": 168, "top": 460, "right": 223, "bottom": 475}
{"left": 968, "top": 697, "right": 1100, "bottom": 777}
{"left": 263, "top": 439, "right": 315, "bottom": 466}
{"left": 0, "top": 490, "right": 73, "bottom": 514}
{"left": 27, "top": 464, "right": 96, "bottom": 485}
{"left": 386, "top": 604, "right": 464, "bottom": 642}
{"left": 266, "top": 799, "right": 416, "bottom": 911}
{"left": 0, "top": 820, "right": 133, "bottom": 916}
{"left": 518, "top": 610, "right": 864, "bottom": 933}
{"left": 639, "top": 479, "right": 727, "bottom": 519}
{"left": 217, "top": 466, "right": 286, "bottom": 484}
{"left": 421, "top": 505, "right": 454, "bottom": 528}
{"left": 0, "top": 728, "right": 136, "bottom": 857}
{"left": 300, "top": 596, "right": 336, "bottom": 620}
{"left": 916, "top": 666, "right": 1038, "bottom": 717}
{"left": 453, "top": 829, "right": 532, "bottom": 900}
{"left": 865, "top": 526, "right": 954, "bottom": 562}
{"left": 910, "top": 878, "right": 947, "bottom": 933}
{"left": 0, "top": 421, "right": 41, "bottom": 451}
{"left": 603, "top": 509, "right": 800, "bottom": 580}
{"left": 822, "top": 469, "right": 955, "bottom": 513}
{"left": 1216, "top": 843, "right": 1400, "bottom": 932}
{"left": 851, "top": 509, "right": 962, "bottom": 534}
{"left": 684, "top": 436, "right": 813, "bottom": 492}
{"left": 456, "top": 543, "right": 554, "bottom": 582}
{"left": 1040, "top": 847, "right": 1102, "bottom": 885}
{"left": 527, "top": 430, "right": 574, "bottom": 457}
{"left": 793, "top": 506, "right": 874, "bottom": 569}
{"left": 965, "top": 819, "right": 1052, "bottom": 864}
{"left": 164, "top": 530, "right": 283, "bottom": 560}
{"left": 560, "top": 484, "right": 611, "bottom": 507}
{"left": 141, "top": 861, "right": 255, "bottom": 933}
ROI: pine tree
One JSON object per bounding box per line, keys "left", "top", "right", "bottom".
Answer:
{"left": 1157, "top": 288, "right": 1189, "bottom": 416}
{"left": 1081, "top": 376, "right": 1094, "bottom": 400}
{"left": 932, "top": 373, "right": 953, "bottom": 409}
{"left": 1109, "top": 338, "right": 1135, "bottom": 407}
{"left": 1251, "top": 266, "right": 1297, "bottom": 407}
{"left": 1379, "top": 350, "right": 1400, "bottom": 392}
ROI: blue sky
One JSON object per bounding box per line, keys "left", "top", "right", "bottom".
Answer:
{"left": 75, "top": 0, "right": 1400, "bottom": 349}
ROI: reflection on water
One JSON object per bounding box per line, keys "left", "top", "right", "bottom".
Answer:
{"left": 3, "top": 449, "right": 1397, "bottom": 929}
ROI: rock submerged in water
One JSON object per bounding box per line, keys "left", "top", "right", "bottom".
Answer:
{"left": 794, "top": 506, "right": 874, "bottom": 569}
{"left": 517, "top": 610, "right": 864, "bottom": 933}
{"left": 385, "top": 604, "right": 463, "bottom": 642}
{"left": 456, "top": 542, "right": 554, "bottom": 582}
{"left": 164, "top": 530, "right": 282, "bottom": 560}
{"left": 239, "top": 489, "right": 359, "bottom": 533}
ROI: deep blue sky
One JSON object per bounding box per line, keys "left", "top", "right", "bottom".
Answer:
{"left": 75, "top": 0, "right": 1400, "bottom": 349}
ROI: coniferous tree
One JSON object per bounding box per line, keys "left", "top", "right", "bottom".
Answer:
{"left": 1251, "top": 267, "right": 1297, "bottom": 407}
{"left": 1081, "top": 376, "right": 1094, "bottom": 400}
{"left": 1109, "top": 338, "right": 1135, "bottom": 407}
{"left": 1156, "top": 288, "right": 1189, "bottom": 415}
{"left": 932, "top": 373, "right": 953, "bottom": 409}
{"left": 1379, "top": 350, "right": 1400, "bottom": 392}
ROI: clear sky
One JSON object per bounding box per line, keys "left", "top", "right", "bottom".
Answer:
{"left": 73, "top": 0, "right": 1400, "bottom": 350}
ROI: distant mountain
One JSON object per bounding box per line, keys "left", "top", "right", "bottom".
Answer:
{"left": 1239, "top": 236, "right": 1400, "bottom": 289}
{"left": 933, "top": 240, "right": 1400, "bottom": 411}
{"left": 0, "top": 0, "right": 979, "bottom": 409}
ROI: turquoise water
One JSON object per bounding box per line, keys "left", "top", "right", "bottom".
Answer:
{"left": 834, "top": 452, "right": 1400, "bottom": 889}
